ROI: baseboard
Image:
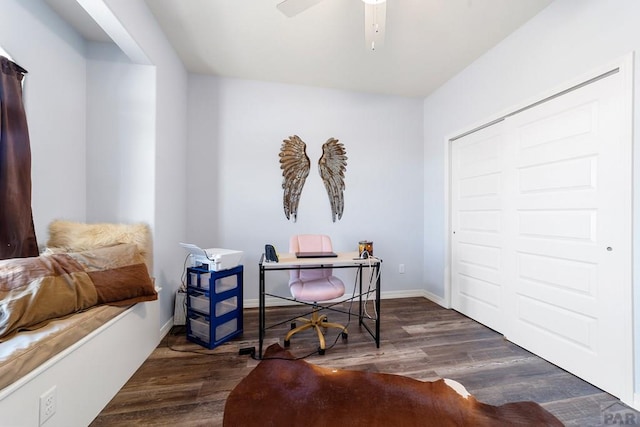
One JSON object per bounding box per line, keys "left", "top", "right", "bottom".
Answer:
{"left": 160, "top": 318, "right": 173, "bottom": 340}
{"left": 422, "top": 289, "right": 448, "bottom": 308}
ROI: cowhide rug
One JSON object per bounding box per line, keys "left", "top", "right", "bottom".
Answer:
{"left": 223, "top": 344, "right": 563, "bottom": 426}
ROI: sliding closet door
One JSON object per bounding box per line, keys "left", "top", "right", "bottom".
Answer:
{"left": 450, "top": 66, "right": 632, "bottom": 401}
{"left": 450, "top": 122, "right": 508, "bottom": 333}
{"left": 503, "top": 70, "right": 632, "bottom": 401}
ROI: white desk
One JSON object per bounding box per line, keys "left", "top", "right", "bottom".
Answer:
{"left": 258, "top": 252, "right": 382, "bottom": 358}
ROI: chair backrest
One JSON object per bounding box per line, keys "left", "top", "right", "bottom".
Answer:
{"left": 289, "top": 234, "right": 334, "bottom": 281}
{"left": 290, "top": 234, "right": 334, "bottom": 253}
{"left": 288, "top": 234, "right": 345, "bottom": 302}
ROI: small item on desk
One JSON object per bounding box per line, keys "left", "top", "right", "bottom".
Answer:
{"left": 265, "top": 244, "right": 279, "bottom": 262}
{"left": 358, "top": 240, "right": 373, "bottom": 259}
{"left": 295, "top": 251, "right": 337, "bottom": 258}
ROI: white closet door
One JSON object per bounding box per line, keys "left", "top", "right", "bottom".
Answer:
{"left": 450, "top": 122, "right": 507, "bottom": 333}
{"left": 450, "top": 67, "right": 632, "bottom": 401}
{"left": 503, "top": 71, "right": 632, "bottom": 400}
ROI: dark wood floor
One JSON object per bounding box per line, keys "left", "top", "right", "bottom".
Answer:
{"left": 91, "top": 297, "right": 638, "bottom": 426}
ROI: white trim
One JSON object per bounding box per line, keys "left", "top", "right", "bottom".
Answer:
{"left": 442, "top": 134, "right": 452, "bottom": 309}
{"left": 0, "top": 307, "right": 134, "bottom": 400}
{"left": 380, "top": 289, "right": 430, "bottom": 300}
{"left": 0, "top": 45, "right": 13, "bottom": 60}
{"left": 76, "top": 0, "right": 150, "bottom": 65}
{"left": 0, "top": 300, "right": 160, "bottom": 426}
{"left": 617, "top": 51, "right": 635, "bottom": 407}
{"left": 422, "top": 289, "right": 447, "bottom": 308}
{"left": 161, "top": 317, "right": 174, "bottom": 339}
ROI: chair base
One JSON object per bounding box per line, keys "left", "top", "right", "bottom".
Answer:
{"left": 283, "top": 307, "right": 347, "bottom": 355}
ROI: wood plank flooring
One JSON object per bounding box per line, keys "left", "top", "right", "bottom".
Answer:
{"left": 91, "top": 297, "right": 639, "bottom": 426}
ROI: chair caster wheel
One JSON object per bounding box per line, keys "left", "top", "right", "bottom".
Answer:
{"left": 284, "top": 340, "right": 290, "bottom": 348}
{"left": 318, "top": 347, "right": 325, "bottom": 356}
{"left": 290, "top": 322, "right": 296, "bottom": 330}
{"left": 341, "top": 332, "right": 348, "bottom": 340}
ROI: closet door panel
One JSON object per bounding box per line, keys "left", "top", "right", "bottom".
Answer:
{"left": 450, "top": 123, "right": 507, "bottom": 333}
{"left": 504, "top": 71, "right": 631, "bottom": 400}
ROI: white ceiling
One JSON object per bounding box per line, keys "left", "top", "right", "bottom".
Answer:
{"left": 46, "top": 0, "right": 553, "bottom": 98}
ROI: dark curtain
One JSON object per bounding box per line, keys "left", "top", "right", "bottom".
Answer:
{"left": 0, "top": 56, "right": 38, "bottom": 259}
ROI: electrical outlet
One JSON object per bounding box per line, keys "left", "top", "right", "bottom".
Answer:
{"left": 39, "top": 386, "right": 56, "bottom": 425}
{"left": 399, "top": 264, "right": 405, "bottom": 274}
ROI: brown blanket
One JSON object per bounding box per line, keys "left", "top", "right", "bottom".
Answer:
{"left": 0, "top": 244, "right": 156, "bottom": 341}
{"left": 223, "top": 344, "right": 563, "bottom": 427}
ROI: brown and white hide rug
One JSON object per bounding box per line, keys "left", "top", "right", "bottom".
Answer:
{"left": 223, "top": 344, "right": 563, "bottom": 427}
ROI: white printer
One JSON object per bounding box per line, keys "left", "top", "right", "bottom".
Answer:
{"left": 180, "top": 243, "right": 243, "bottom": 272}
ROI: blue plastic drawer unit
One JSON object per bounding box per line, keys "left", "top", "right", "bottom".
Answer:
{"left": 186, "top": 265, "right": 243, "bottom": 349}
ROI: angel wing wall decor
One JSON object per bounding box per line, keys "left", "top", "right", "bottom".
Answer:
{"left": 279, "top": 135, "right": 310, "bottom": 222}
{"left": 318, "top": 138, "right": 348, "bottom": 222}
{"left": 279, "top": 135, "right": 348, "bottom": 222}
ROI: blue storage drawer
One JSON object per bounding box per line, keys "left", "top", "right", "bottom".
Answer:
{"left": 188, "top": 313, "right": 240, "bottom": 344}
{"left": 186, "top": 265, "right": 243, "bottom": 349}
{"left": 189, "top": 290, "right": 238, "bottom": 317}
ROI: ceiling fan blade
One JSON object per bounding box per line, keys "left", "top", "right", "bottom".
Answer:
{"left": 277, "top": 0, "right": 325, "bottom": 17}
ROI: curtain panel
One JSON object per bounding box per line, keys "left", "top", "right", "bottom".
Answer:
{"left": 0, "top": 56, "right": 38, "bottom": 259}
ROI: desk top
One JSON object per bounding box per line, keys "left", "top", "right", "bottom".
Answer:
{"left": 261, "top": 251, "right": 380, "bottom": 268}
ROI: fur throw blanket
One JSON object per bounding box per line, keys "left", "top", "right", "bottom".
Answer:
{"left": 46, "top": 220, "right": 153, "bottom": 273}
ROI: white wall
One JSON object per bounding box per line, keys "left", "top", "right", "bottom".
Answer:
{"left": 188, "top": 75, "right": 424, "bottom": 302}
{"left": 422, "top": 0, "right": 640, "bottom": 403}
{"left": 0, "top": 0, "right": 87, "bottom": 246}
{"left": 86, "top": 42, "right": 155, "bottom": 226}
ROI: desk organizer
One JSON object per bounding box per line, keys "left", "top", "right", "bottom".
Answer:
{"left": 186, "top": 265, "right": 243, "bottom": 349}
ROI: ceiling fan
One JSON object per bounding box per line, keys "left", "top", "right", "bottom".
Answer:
{"left": 276, "top": 0, "right": 387, "bottom": 51}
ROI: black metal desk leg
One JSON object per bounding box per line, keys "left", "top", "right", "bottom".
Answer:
{"left": 358, "top": 264, "right": 363, "bottom": 325}
{"left": 259, "top": 264, "right": 265, "bottom": 358}
{"left": 375, "top": 262, "right": 381, "bottom": 348}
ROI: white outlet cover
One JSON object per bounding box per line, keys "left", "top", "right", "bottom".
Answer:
{"left": 39, "top": 386, "right": 57, "bottom": 425}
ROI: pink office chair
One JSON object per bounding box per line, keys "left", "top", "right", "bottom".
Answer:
{"left": 284, "top": 234, "right": 347, "bottom": 354}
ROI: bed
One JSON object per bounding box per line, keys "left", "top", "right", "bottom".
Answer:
{"left": 0, "top": 221, "right": 160, "bottom": 426}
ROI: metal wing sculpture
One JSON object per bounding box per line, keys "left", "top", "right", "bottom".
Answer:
{"left": 279, "top": 135, "right": 310, "bottom": 222}
{"left": 318, "top": 138, "right": 348, "bottom": 222}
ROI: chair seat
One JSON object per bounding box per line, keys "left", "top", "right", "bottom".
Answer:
{"left": 290, "top": 276, "right": 345, "bottom": 302}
